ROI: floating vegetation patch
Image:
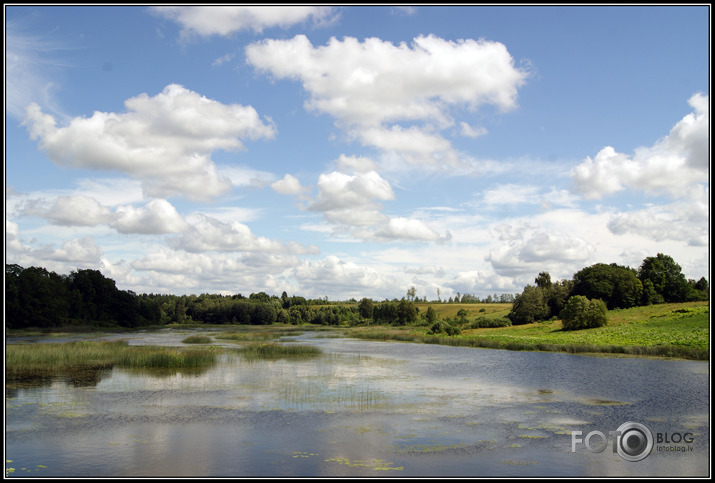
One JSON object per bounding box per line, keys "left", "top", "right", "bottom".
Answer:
{"left": 518, "top": 419, "right": 589, "bottom": 436}
{"left": 583, "top": 398, "right": 630, "bottom": 406}
{"left": 324, "top": 457, "right": 403, "bottom": 471}
{"left": 291, "top": 452, "right": 318, "bottom": 458}
{"left": 39, "top": 401, "right": 88, "bottom": 419}
{"left": 392, "top": 441, "right": 470, "bottom": 454}
{"left": 501, "top": 459, "right": 538, "bottom": 466}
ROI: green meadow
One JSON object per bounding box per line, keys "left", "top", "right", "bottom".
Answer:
{"left": 348, "top": 301, "right": 709, "bottom": 360}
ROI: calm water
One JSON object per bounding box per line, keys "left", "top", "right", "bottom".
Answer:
{"left": 5, "top": 330, "right": 710, "bottom": 477}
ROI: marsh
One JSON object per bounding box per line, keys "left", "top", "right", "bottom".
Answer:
{"left": 5, "top": 329, "right": 709, "bottom": 477}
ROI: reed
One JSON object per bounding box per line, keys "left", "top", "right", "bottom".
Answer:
{"left": 238, "top": 342, "right": 322, "bottom": 359}
{"left": 5, "top": 340, "right": 223, "bottom": 377}
{"left": 181, "top": 335, "right": 213, "bottom": 344}
{"left": 215, "top": 332, "right": 278, "bottom": 342}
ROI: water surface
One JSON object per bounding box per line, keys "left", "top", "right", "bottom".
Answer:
{"left": 5, "top": 330, "right": 709, "bottom": 477}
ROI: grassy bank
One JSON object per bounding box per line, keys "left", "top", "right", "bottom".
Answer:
{"left": 348, "top": 301, "right": 709, "bottom": 360}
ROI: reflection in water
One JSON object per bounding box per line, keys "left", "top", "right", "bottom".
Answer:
{"left": 5, "top": 331, "right": 709, "bottom": 477}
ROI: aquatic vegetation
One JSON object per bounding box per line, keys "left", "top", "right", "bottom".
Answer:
{"left": 291, "top": 452, "right": 318, "bottom": 458}
{"left": 215, "top": 332, "right": 276, "bottom": 342}
{"left": 215, "top": 327, "right": 306, "bottom": 343}
{"left": 181, "top": 335, "right": 212, "bottom": 344}
{"left": 324, "top": 457, "right": 403, "bottom": 471}
{"left": 238, "top": 342, "right": 322, "bottom": 360}
{"left": 279, "top": 381, "right": 386, "bottom": 411}
{"left": 392, "top": 441, "right": 470, "bottom": 454}
{"left": 501, "top": 459, "right": 538, "bottom": 466}
{"left": 5, "top": 340, "right": 226, "bottom": 380}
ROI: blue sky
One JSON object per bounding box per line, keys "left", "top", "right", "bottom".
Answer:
{"left": 5, "top": 5, "right": 710, "bottom": 300}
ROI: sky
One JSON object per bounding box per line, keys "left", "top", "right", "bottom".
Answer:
{"left": 4, "top": 5, "right": 710, "bottom": 301}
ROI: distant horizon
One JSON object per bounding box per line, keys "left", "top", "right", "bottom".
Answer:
{"left": 5, "top": 5, "right": 709, "bottom": 301}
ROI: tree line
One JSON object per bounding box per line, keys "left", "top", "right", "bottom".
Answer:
{"left": 507, "top": 253, "right": 709, "bottom": 328}
{"left": 5, "top": 253, "right": 707, "bottom": 331}
{"left": 4, "top": 264, "right": 420, "bottom": 329}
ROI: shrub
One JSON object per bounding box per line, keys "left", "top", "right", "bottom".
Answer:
{"left": 470, "top": 317, "right": 512, "bottom": 329}
{"left": 428, "top": 321, "right": 461, "bottom": 336}
{"left": 560, "top": 296, "right": 608, "bottom": 330}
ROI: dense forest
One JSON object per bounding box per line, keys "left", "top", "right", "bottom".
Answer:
{"left": 4, "top": 264, "right": 424, "bottom": 329}
{"left": 4, "top": 253, "right": 708, "bottom": 331}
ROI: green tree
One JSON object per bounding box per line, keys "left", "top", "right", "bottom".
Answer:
{"left": 373, "top": 301, "right": 398, "bottom": 324}
{"left": 545, "top": 279, "right": 574, "bottom": 317}
{"left": 508, "top": 285, "right": 549, "bottom": 325}
{"left": 396, "top": 299, "right": 418, "bottom": 325}
{"left": 640, "top": 279, "right": 663, "bottom": 305}
{"left": 560, "top": 295, "right": 608, "bottom": 330}
{"left": 358, "top": 298, "right": 374, "bottom": 320}
{"left": 686, "top": 277, "right": 709, "bottom": 301}
{"left": 535, "top": 272, "right": 552, "bottom": 289}
{"left": 572, "top": 263, "right": 642, "bottom": 309}
{"left": 6, "top": 265, "right": 69, "bottom": 328}
{"left": 249, "top": 291, "right": 271, "bottom": 303}
{"left": 638, "top": 254, "right": 689, "bottom": 303}
{"left": 426, "top": 306, "right": 437, "bottom": 324}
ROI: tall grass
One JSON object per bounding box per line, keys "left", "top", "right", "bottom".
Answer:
{"left": 238, "top": 342, "right": 322, "bottom": 360}
{"left": 181, "top": 335, "right": 213, "bottom": 344}
{"left": 5, "top": 340, "right": 224, "bottom": 377}
{"left": 215, "top": 332, "right": 280, "bottom": 342}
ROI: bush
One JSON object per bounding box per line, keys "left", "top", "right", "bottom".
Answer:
{"left": 560, "top": 296, "right": 608, "bottom": 330}
{"left": 470, "top": 317, "right": 512, "bottom": 329}
{"left": 428, "top": 321, "right": 461, "bottom": 336}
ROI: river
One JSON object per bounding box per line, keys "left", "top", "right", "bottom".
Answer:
{"left": 5, "top": 329, "right": 710, "bottom": 477}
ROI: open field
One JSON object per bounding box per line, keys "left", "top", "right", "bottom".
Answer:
{"left": 414, "top": 302, "right": 513, "bottom": 320}
{"left": 348, "top": 301, "right": 709, "bottom": 360}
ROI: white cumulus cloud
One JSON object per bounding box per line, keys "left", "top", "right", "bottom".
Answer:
{"left": 111, "top": 199, "right": 191, "bottom": 234}
{"left": 246, "top": 34, "right": 529, "bottom": 168}
{"left": 308, "top": 170, "right": 394, "bottom": 226}
{"left": 375, "top": 217, "right": 451, "bottom": 242}
{"left": 22, "top": 84, "right": 276, "bottom": 201}
{"left": 292, "top": 255, "right": 400, "bottom": 299}
{"left": 171, "top": 214, "right": 288, "bottom": 253}
{"left": 571, "top": 93, "right": 709, "bottom": 199}
{"left": 271, "top": 174, "right": 308, "bottom": 195}
{"left": 153, "top": 6, "right": 338, "bottom": 37}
